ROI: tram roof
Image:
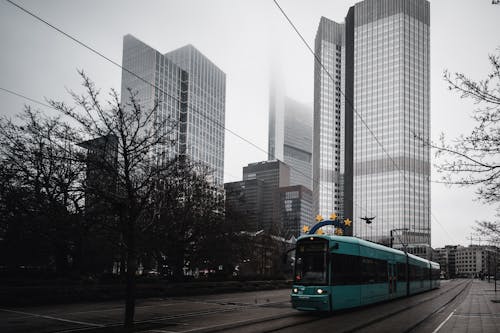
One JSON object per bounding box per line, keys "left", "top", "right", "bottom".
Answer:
{"left": 297, "top": 235, "right": 435, "bottom": 265}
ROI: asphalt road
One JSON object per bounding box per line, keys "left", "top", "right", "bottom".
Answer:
{"left": 1, "top": 279, "right": 491, "bottom": 333}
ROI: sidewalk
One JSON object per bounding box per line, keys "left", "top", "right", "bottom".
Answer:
{"left": 440, "top": 279, "right": 500, "bottom": 333}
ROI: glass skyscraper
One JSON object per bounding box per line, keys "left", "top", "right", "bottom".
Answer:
{"left": 268, "top": 80, "right": 313, "bottom": 190}
{"left": 314, "top": 0, "right": 430, "bottom": 253}
{"left": 121, "top": 35, "right": 226, "bottom": 187}
{"left": 313, "top": 18, "right": 345, "bottom": 223}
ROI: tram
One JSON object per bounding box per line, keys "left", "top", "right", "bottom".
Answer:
{"left": 291, "top": 234, "right": 440, "bottom": 311}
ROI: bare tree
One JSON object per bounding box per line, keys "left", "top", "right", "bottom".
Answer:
{"left": 1, "top": 71, "right": 229, "bottom": 329}
{"left": 432, "top": 49, "right": 500, "bottom": 203}
{"left": 474, "top": 208, "right": 500, "bottom": 244}
{"left": 431, "top": 48, "right": 500, "bottom": 243}
{"left": 47, "top": 70, "right": 180, "bottom": 331}
{"left": 0, "top": 107, "right": 85, "bottom": 274}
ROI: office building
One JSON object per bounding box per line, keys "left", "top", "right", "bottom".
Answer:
{"left": 313, "top": 18, "right": 345, "bottom": 224}
{"left": 268, "top": 82, "right": 313, "bottom": 190}
{"left": 435, "top": 245, "right": 458, "bottom": 279}
{"left": 276, "top": 185, "right": 314, "bottom": 239}
{"left": 455, "top": 245, "right": 499, "bottom": 278}
{"left": 226, "top": 160, "right": 312, "bottom": 237}
{"left": 348, "top": 0, "right": 430, "bottom": 252}
{"left": 224, "top": 178, "right": 264, "bottom": 232}
{"left": 120, "top": 35, "right": 226, "bottom": 187}
{"left": 243, "top": 160, "right": 290, "bottom": 232}
{"left": 314, "top": 0, "right": 430, "bottom": 246}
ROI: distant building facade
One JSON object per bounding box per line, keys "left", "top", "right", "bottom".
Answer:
{"left": 455, "top": 245, "right": 499, "bottom": 278}
{"left": 78, "top": 135, "right": 118, "bottom": 214}
{"left": 224, "top": 179, "right": 264, "bottom": 232}
{"left": 121, "top": 34, "right": 226, "bottom": 187}
{"left": 225, "top": 160, "right": 313, "bottom": 238}
{"left": 434, "top": 245, "right": 458, "bottom": 279}
{"left": 276, "top": 185, "right": 314, "bottom": 239}
{"left": 243, "top": 160, "right": 290, "bottom": 232}
{"left": 268, "top": 81, "right": 312, "bottom": 190}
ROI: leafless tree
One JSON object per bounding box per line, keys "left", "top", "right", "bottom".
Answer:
{"left": 432, "top": 50, "right": 500, "bottom": 203}
{"left": 0, "top": 107, "right": 85, "bottom": 274}
{"left": 47, "top": 70, "right": 181, "bottom": 331}
{"left": 431, "top": 48, "right": 500, "bottom": 243}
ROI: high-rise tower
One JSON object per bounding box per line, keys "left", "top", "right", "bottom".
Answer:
{"left": 121, "top": 35, "right": 226, "bottom": 187}
{"left": 313, "top": 18, "right": 345, "bottom": 223}
{"left": 314, "top": 0, "right": 430, "bottom": 253}
{"left": 348, "top": 0, "right": 430, "bottom": 255}
{"left": 268, "top": 81, "right": 312, "bottom": 190}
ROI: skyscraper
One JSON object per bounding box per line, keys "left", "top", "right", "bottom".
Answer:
{"left": 121, "top": 35, "right": 226, "bottom": 187}
{"left": 268, "top": 81, "right": 313, "bottom": 190}
{"left": 314, "top": 0, "right": 430, "bottom": 253}
{"left": 313, "top": 18, "right": 345, "bottom": 222}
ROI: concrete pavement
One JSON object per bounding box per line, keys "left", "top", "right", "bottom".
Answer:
{"left": 434, "top": 279, "right": 500, "bottom": 333}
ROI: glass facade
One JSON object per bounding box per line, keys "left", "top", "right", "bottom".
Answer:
{"left": 268, "top": 85, "right": 313, "bottom": 190}
{"left": 313, "top": 18, "right": 345, "bottom": 222}
{"left": 277, "top": 185, "right": 314, "bottom": 239}
{"left": 243, "top": 160, "right": 290, "bottom": 231}
{"left": 121, "top": 35, "right": 226, "bottom": 187}
{"left": 350, "top": 0, "right": 430, "bottom": 249}
{"left": 313, "top": 0, "right": 430, "bottom": 247}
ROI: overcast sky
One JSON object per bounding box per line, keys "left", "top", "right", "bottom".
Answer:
{"left": 1, "top": 0, "right": 499, "bottom": 248}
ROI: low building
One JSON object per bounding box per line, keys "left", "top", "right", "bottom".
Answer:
{"left": 276, "top": 185, "right": 314, "bottom": 239}
{"left": 455, "top": 245, "right": 499, "bottom": 278}
{"left": 434, "top": 245, "right": 458, "bottom": 279}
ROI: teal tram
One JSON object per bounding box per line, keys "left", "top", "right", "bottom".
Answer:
{"left": 291, "top": 234, "right": 440, "bottom": 311}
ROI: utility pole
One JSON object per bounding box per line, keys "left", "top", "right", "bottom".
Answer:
{"left": 391, "top": 228, "right": 410, "bottom": 296}
{"left": 390, "top": 228, "right": 408, "bottom": 249}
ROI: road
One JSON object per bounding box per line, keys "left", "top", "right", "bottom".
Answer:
{"left": 1, "top": 279, "right": 498, "bottom": 332}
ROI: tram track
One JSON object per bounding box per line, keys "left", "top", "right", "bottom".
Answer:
{"left": 47, "top": 280, "right": 471, "bottom": 333}
{"left": 340, "top": 280, "right": 471, "bottom": 333}
{"left": 254, "top": 280, "right": 471, "bottom": 333}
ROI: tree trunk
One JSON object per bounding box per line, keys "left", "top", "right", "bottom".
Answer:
{"left": 124, "top": 228, "right": 136, "bottom": 331}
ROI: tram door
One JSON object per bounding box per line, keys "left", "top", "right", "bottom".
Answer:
{"left": 388, "top": 262, "right": 397, "bottom": 298}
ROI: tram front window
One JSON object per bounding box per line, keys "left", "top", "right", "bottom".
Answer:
{"left": 294, "top": 240, "right": 328, "bottom": 285}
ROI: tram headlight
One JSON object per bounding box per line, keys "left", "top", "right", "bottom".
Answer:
{"left": 316, "top": 288, "right": 326, "bottom": 294}
{"left": 292, "top": 288, "right": 298, "bottom": 293}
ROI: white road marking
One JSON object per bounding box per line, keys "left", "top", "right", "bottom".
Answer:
{"left": 431, "top": 308, "right": 456, "bottom": 333}
{"left": 0, "top": 308, "right": 104, "bottom": 327}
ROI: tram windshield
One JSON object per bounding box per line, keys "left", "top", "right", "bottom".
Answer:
{"left": 294, "top": 239, "right": 328, "bottom": 285}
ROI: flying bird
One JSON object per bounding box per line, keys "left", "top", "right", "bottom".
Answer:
{"left": 361, "top": 216, "right": 376, "bottom": 224}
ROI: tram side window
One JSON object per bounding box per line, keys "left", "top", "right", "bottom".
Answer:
{"left": 409, "top": 265, "right": 425, "bottom": 281}
{"left": 432, "top": 268, "right": 440, "bottom": 280}
{"left": 409, "top": 265, "right": 416, "bottom": 281}
{"left": 331, "top": 253, "right": 360, "bottom": 285}
{"left": 361, "top": 257, "right": 387, "bottom": 284}
{"left": 396, "top": 262, "right": 406, "bottom": 281}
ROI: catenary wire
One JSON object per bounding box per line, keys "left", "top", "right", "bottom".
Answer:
{"left": 3, "top": 0, "right": 372, "bottom": 220}
{"left": 0, "top": 86, "right": 245, "bottom": 182}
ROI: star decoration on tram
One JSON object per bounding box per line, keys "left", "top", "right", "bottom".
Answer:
{"left": 344, "top": 218, "right": 352, "bottom": 227}
{"left": 334, "top": 228, "right": 344, "bottom": 236}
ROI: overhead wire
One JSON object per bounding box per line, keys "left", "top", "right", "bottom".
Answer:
{"left": 3, "top": 0, "right": 368, "bottom": 219}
